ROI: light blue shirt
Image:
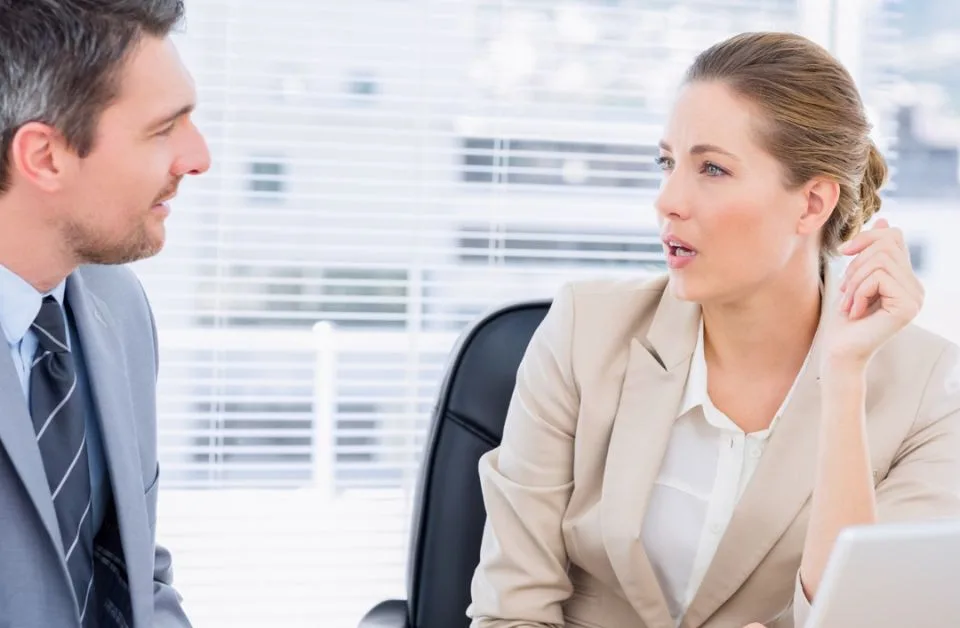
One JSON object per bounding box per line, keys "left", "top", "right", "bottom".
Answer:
{"left": 0, "top": 264, "right": 109, "bottom": 532}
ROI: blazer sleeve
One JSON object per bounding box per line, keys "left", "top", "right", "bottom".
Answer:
{"left": 791, "top": 571, "right": 813, "bottom": 627}
{"left": 467, "top": 284, "right": 580, "bottom": 628}
{"left": 874, "top": 343, "right": 960, "bottom": 521}
{"left": 792, "top": 342, "right": 960, "bottom": 628}
{"left": 142, "top": 284, "right": 193, "bottom": 628}
{"left": 153, "top": 525, "right": 194, "bottom": 627}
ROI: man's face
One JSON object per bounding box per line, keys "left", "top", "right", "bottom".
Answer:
{"left": 58, "top": 35, "right": 210, "bottom": 265}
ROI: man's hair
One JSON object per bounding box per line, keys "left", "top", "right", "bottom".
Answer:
{"left": 0, "top": 0, "right": 185, "bottom": 193}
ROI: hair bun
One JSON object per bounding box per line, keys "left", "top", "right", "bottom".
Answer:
{"left": 859, "top": 141, "right": 888, "bottom": 224}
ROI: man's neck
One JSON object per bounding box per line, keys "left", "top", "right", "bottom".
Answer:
{"left": 0, "top": 195, "right": 75, "bottom": 293}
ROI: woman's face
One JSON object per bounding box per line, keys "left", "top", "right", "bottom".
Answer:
{"left": 655, "top": 81, "right": 815, "bottom": 304}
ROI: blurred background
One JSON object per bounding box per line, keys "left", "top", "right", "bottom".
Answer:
{"left": 133, "top": 0, "right": 960, "bottom": 625}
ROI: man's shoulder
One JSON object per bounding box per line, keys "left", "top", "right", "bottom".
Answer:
{"left": 75, "top": 264, "right": 143, "bottom": 295}
{"left": 73, "top": 264, "right": 153, "bottom": 331}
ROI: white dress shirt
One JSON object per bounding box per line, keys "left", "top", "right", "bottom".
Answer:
{"left": 640, "top": 317, "right": 812, "bottom": 624}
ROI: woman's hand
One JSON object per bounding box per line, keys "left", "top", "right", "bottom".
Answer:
{"left": 822, "top": 218, "right": 924, "bottom": 368}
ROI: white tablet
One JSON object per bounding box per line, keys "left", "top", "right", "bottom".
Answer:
{"left": 805, "top": 520, "right": 960, "bottom": 627}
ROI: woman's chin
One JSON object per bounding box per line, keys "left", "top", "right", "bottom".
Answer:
{"left": 666, "top": 272, "right": 704, "bottom": 302}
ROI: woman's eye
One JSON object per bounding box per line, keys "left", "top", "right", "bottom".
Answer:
{"left": 704, "top": 162, "right": 726, "bottom": 177}
{"left": 655, "top": 156, "right": 674, "bottom": 171}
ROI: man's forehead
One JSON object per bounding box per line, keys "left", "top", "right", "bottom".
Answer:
{"left": 115, "top": 36, "right": 196, "bottom": 111}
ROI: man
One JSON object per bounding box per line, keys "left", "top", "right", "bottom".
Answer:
{"left": 0, "top": 1, "right": 210, "bottom": 626}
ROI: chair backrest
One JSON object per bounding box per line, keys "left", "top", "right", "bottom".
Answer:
{"left": 405, "top": 299, "right": 551, "bottom": 628}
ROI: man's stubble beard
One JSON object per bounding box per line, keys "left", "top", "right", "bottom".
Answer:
{"left": 64, "top": 216, "right": 164, "bottom": 266}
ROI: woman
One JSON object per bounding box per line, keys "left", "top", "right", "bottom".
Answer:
{"left": 466, "top": 32, "right": 960, "bottom": 628}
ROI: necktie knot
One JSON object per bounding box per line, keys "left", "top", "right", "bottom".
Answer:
{"left": 32, "top": 295, "right": 70, "bottom": 353}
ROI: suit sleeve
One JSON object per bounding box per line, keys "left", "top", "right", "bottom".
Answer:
{"left": 467, "top": 284, "right": 580, "bottom": 628}
{"left": 791, "top": 571, "right": 812, "bottom": 627}
{"left": 139, "top": 281, "right": 194, "bottom": 628}
{"left": 149, "top": 469, "right": 193, "bottom": 627}
{"left": 792, "top": 342, "right": 960, "bottom": 628}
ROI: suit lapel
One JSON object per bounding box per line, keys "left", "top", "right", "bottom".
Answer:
{"left": 680, "top": 272, "right": 836, "bottom": 628}
{"left": 602, "top": 281, "right": 700, "bottom": 628}
{"left": 0, "top": 340, "right": 68, "bottom": 558}
{"left": 67, "top": 272, "right": 152, "bottom": 625}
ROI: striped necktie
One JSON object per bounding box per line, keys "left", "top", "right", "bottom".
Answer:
{"left": 30, "top": 295, "right": 96, "bottom": 624}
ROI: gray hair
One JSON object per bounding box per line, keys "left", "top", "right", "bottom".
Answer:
{"left": 0, "top": 0, "right": 185, "bottom": 193}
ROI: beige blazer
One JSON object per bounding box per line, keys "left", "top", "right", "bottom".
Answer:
{"left": 467, "top": 272, "right": 960, "bottom": 628}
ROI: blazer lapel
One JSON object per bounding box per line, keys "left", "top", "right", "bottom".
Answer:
{"left": 67, "top": 272, "right": 153, "bottom": 625}
{"left": 602, "top": 281, "right": 700, "bottom": 628}
{"left": 0, "top": 343, "right": 68, "bottom": 559}
{"left": 680, "top": 273, "right": 837, "bottom": 628}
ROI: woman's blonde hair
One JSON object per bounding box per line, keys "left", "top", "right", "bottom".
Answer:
{"left": 685, "top": 32, "right": 887, "bottom": 257}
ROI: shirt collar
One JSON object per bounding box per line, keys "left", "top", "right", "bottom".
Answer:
{"left": 0, "top": 264, "right": 67, "bottom": 346}
{"left": 677, "top": 317, "right": 710, "bottom": 419}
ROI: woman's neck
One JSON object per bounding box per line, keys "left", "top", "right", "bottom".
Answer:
{"left": 701, "top": 267, "right": 822, "bottom": 376}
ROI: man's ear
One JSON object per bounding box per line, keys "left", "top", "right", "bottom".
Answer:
{"left": 8, "top": 122, "right": 75, "bottom": 193}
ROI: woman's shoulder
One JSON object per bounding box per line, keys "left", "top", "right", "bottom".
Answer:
{"left": 882, "top": 322, "right": 959, "bottom": 373}
{"left": 874, "top": 322, "right": 960, "bottom": 420}
{"left": 545, "top": 273, "right": 678, "bottom": 367}
{"left": 560, "top": 272, "right": 671, "bottom": 321}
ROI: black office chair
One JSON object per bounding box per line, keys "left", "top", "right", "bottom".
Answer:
{"left": 358, "top": 299, "right": 552, "bottom": 628}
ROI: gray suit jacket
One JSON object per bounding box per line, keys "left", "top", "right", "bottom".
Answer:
{"left": 0, "top": 265, "right": 190, "bottom": 627}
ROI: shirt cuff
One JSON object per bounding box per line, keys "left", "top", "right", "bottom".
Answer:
{"left": 793, "top": 570, "right": 812, "bottom": 627}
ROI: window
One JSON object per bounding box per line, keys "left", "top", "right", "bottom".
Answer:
{"left": 345, "top": 70, "right": 381, "bottom": 102}
{"left": 133, "top": 1, "right": 957, "bottom": 626}
{"left": 193, "top": 266, "right": 408, "bottom": 329}
{"left": 457, "top": 225, "right": 665, "bottom": 268}
{"left": 317, "top": 267, "right": 408, "bottom": 328}
{"left": 461, "top": 137, "right": 661, "bottom": 189}
{"left": 909, "top": 241, "right": 928, "bottom": 274}
{"left": 247, "top": 159, "right": 288, "bottom": 203}
{"left": 892, "top": 106, "right": 960, "bottom": 198}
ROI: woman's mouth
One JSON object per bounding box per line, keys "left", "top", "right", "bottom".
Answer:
{"left": 663, "top": 239, "right": 698, "bottom": 269}
{"left": 668, "top": 242, "right": 697, "bottom": 257}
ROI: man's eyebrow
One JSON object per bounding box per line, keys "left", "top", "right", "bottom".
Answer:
{"left": 146, "top": 103, "right": 195, "bottom": 131}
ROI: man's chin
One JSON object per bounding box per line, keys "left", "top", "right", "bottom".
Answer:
{"left": 78, "top": 238, "right": 165, "bottom": 266}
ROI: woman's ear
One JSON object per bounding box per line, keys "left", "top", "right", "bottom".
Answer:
{"left": 797, "top": 176, "right": 840, "bottom": 236}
